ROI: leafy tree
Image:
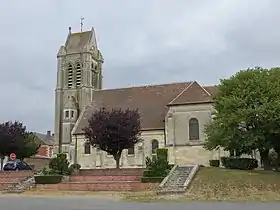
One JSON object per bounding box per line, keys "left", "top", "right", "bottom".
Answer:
{"left": 0, "top": 121, "right": 26, "bottom": 169}
{"left": 83, "top": 108, "right": 142, "bottom": 169}
{"left": 16, "top": 132, "right": 41, "bottom": 160}
{"left": 204, "top": 67, "right": 280, "bottom": 170}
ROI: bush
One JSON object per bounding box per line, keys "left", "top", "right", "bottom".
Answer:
{"left": 144, "top": 148, "right": 171, "bottom": 177}
{"left": 69, "top": 163, "right": 81, "bottom": 170}
{"left": 141, "top": 177, "right": 164, "bottom": 183}
{"left": 209, "top": 159, "right": 220, "bottom": 167}
{"left": 34, "top": 175, "right": 62, "bottom": 184}
{"left": 268, "top": 150, "right": 279, "bottom": 168}
{"left": 49, "top": 153, "right": 72, "bottom": 175}
{"left": 221, "top": 157, "right": 258, "bottom": 170}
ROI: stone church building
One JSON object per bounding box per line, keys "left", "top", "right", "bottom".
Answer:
{"left": 54, "top": 27, "right": 220, "bottom": 169}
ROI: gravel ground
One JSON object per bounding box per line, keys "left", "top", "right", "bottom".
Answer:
{"left": 0, "top": 195, "right": 280, "bottom": 210}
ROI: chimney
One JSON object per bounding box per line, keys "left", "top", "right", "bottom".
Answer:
{"left": 47, "top": 130, "right": 51, "bottom": 139}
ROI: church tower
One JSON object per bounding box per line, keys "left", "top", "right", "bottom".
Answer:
{"left": 54, "top": 27, "right": 104, "bottom": 157}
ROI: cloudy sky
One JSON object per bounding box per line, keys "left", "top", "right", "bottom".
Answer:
{"left": 0, "top": 0, "right": 280, "bottom": 133}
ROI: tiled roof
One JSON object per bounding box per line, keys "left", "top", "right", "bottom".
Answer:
{"left": 73, "top": 81, "right": 217, "bottom": 134}
{"left": 34, "top": 132, "right": 54, "bottom": 145}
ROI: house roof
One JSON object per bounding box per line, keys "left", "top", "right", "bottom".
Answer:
{"left": 73, "top": 81, "right": 217, "bottom": 135}
{"left": 34, "top": 132, "right": 53, "bottom": 145}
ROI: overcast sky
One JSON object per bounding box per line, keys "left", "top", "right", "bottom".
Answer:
{"left": 1, "top": 0, "right": 280, "bottom": 133}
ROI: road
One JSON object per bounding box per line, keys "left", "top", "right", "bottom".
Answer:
{"left": 0, "top": 195, "right": 280, "bottom": 210}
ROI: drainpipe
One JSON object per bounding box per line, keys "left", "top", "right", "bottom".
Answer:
{"left": 74, "top": 134, "right": 78, "bottom": 164}
{"left": 163, "top": 119, "right": 166, "bottom": 146}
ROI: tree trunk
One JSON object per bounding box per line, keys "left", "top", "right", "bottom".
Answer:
{"left": 0, "top": 156, "right": 3, "bottom": 170}
{"left": 260, "top": 149, "right": 271, "bottom": 170}
{"left": 114, "top": 153, "right": 121, "bottom": 169}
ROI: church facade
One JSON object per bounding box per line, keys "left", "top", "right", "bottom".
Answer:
{"left": 54, "top": 28, "right": 221, "bottom": 169}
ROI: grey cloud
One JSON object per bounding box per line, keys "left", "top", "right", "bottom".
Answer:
{"left": 0, "top": 0, "right": 280, "bottom": 132}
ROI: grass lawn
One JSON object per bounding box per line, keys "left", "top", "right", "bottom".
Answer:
{"left": 124, "top": 167, "right": 280, "bottom": 202}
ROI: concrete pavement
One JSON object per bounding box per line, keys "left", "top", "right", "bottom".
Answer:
{"left": 0, "top": 195, "right": 280, "bottom": 210}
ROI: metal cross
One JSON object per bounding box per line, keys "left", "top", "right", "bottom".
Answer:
{"left": 80, "top": 17, "right": 84, "bottom": 32}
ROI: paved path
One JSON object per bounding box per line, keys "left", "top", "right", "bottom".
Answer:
{"left": 0, "top": 195, "right": 280, "bottom": 210}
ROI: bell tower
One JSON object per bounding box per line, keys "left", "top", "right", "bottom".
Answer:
{"left": 54, "top": 26, "right": 104, "bottom": 156}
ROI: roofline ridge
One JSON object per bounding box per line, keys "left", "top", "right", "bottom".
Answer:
{"left": 96, "top": 81, "right": 194, "bottom": 92}
{"left": 168, "top": 81, "right": 195, "bottom": 105}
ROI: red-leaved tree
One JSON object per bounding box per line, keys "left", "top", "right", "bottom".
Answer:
{"left": 83, "top": 108, "right": 142, "bottom": 169}
{"left": 0, "top": 121, "right": 26, "bottom": 169}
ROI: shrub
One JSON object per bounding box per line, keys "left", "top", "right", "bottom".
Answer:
{"left": 221, "top": 157, "right": 258, "bottom": 170}
{"left": 144, "top": 148, "right": 171, "bottom": 177}
{"left": 209, "top": 159, "right": 220, "bottom": 167}
{"left": 34, "top": 175, "right": 62, "bottom": 184}
{"left": 49, "top": 153, "right": 72, "bottom": 175}
{"left": 69, "top": 163, "right": 81, "bottom": 170}
{"left": 268, "top": 150, "right": 279, "bottom": 168}
{"left": 141, "top": 177, "right": 164, "bottom": 183}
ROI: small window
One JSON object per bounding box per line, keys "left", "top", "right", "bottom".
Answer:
{"left": 65, "top": 110, "right": 69, "bottom": 118}
{"left": 84, "top": 142, "right": 91, "bottom": 154}
{"left": 151, "top": 139, "right": 159, "bottom": 154}
{"left": 71, "top": 111, "right": 74, "bottom": 118}
{"left": 128, "top": 146, "right": 135, "bottom": 155}
{"left": 189, "top": 118, "right": 199, "bottom": 140}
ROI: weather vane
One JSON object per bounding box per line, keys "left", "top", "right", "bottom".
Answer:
{"left": 80, "top": 17, "right": 84, "bottom": 32}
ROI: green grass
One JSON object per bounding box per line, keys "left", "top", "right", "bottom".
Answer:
{"left": 124, "top": 167, "right": 280, "bottom": 202}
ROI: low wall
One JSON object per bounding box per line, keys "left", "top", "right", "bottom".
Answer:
{"left": 0, "top": 171, "right": 33, "bottom": 177}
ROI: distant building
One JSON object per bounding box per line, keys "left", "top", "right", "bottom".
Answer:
{"left": 34, "top": 130, "right": 54, "bottom": 158}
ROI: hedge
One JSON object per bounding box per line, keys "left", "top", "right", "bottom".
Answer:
{"left": 141, "top": 177, "right": 164, "bottom": 183}
{"left": 209, "top": 159, "right": 220, "bottom": 167}
{"left": 221, "top": 157, "right": 258, "bottom": 170}
{"left": 34, "top": 175, "right": 63, "bottom": 184}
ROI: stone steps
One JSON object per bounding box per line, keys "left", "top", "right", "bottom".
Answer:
{"left": 157, "top": 164, "right": 199, "bottom": 194}
{"left": 70, "top": 175, "right": 141, "bottom": 182}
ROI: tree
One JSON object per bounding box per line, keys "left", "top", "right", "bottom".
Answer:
{"left": 83, "top": 108, "right": 142, "bottom": 168}
{"left": 0, "top": 121, "right": 26, "bottom": 169}
{"left": 204, "top": 67, "right": 280, "bottom": 170}
{"left": 16, "top": 132, "right": 41, "bottom": 160}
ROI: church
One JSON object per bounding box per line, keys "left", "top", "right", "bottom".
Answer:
{"left": 54, "top": 27, "right": 220, "bottom": 169}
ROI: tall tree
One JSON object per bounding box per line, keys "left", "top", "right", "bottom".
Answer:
{"left": 0, "top": 121, "right": 26, "bottom": 169}
{"left": 16, "top": 132, "right": 41, "bottom": 160}
{"left": 83, "top": 108, "right": 142, "bottom": 168}
{"left": 204, "top": 67, "right": 280, "bottom": 170}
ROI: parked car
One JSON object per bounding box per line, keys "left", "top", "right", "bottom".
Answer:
{"left": 3, "top": 160, "right": 32, "bottom": 171}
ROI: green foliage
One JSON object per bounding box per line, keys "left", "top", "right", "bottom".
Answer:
{"left": 83, "top": 108, "right": 142, "bottom": 168}
{"left": 49, "top": 153, "right": 72, "bottom": 175}
{"left": 16, "top": 132, "right": 40, "bottom": 160}
{"left": 144, "top": 148, "right": 171, "bottom": 177}
{"left": 141, "top": 176, "right": 164, "bottom": 183}
{"left": 268, "top": 150, "right": 280, "bottom": 169}
{"left": 204, "top": 67, "right": 280, "bottom": 170}
{"left": 34, "top": 175, "right": 62, "bottom": 184}
{"left": 209, "top": 159, "right": 220, "bottom": 167}
{"left": 221, "top": 157, "right": 258, "bottom": 170}
{"left": 69, "top": 163, "right": 81, "bottom": 170}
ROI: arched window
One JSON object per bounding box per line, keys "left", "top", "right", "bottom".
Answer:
{"left": 189, "top": 118, "right": 199, "bottom": 140}
{"left": 84, "top": 142, "right": 91, "bottom": 154}
{"left": 67, "top": 64, "right": 73, "bottom": 88}
{"left": 151, "top": 139, "right": 159, "bottom": 154}
{"left": 128, "top": 146, "right": 135, "bottom": 155}
{"left": 76, "top": 63, "right": 81, "bottom": 87}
